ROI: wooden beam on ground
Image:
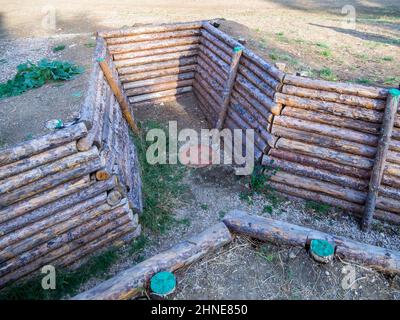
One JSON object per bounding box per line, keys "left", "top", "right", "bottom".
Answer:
{"left": 362, "top": 89, "right": 400, "bottom": 231}
{"left": 223, "top": 210, "right": 400, "bottom": 274}
{"left": 216, "top": 46, "right": 243, "bottom": 130}
{"left": 71, "top": 223, "right": 232, "bottom": 300}
{"left": 98, "top": 59, "right": 139, "bottom": 135}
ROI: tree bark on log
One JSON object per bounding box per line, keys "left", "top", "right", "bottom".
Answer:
{"left": 129, "top": 86, "right": 192, "bottom": 104}
{"left": 196, "top": 62, "right": 224, "bottom": 92}
{"left": 72, "top": 222, "right": 232, "bottom": 300}
{"left": 120, "top": 65, "right": 196, "bottom": 83}
{"left": 362, "top": 90, "right": 400, "bottom": 231}
{"left": 126, "top": 79, "right": 193, "bottom": 97}
{"left": 200, "top": 28, "right": 232, "bottom": 56}
{"left": 237, "top": 65, "right": 275, "bottom": 99}
{"left": 193, "top": 84, "right": 218, "bottom": 125}
{"left": 199, "top": 37, "right": 231, "bottom": 64}
{"left": 114, "top": 44, "right": 199, "bottom": 61}
{"left": 222, "top": 210, "right": 400, "bottom": 274}
{"left": 196, "top": 56, "right": 225, "bottom": 86}
{"left": 0, "top": 123, "right": 87, "bottom": 166}
{"left": 197, "top": 51, "right": 228, "bottom": 82}
{"left": 124, "top": 72, "right": 195, "bottom": 90}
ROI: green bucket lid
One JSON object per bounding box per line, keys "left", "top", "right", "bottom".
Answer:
{"left": 150, "top": 271, "right": 176, "bottom": 296}
{"left": 310, "top": 239, "right": 334, "bottom": 257}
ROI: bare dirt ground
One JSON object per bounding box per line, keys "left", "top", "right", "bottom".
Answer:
{"left": 1, "top": 0, "right": 400, "bottom": 299}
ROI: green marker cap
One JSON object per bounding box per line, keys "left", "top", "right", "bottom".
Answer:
{"left": 389, "top": 88, "right": 400, "bottom": 97}
{"left": 96, "top": 57, "right": 105, "bottom": 62}
{"left": 150, "top": 271, "right": 176, "bottom": 296}
{"left": 233, "top": 46, "right": 243, "bottom": 53}
{"left": 310, "top": 239, "right": 334, "bottom": 257}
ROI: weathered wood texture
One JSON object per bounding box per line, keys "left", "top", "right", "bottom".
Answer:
{"left": 223, "top": 210, "right": 400, "bottom": 274}
{"left": 72, "top": 223, "right": 232, "bottom": 300}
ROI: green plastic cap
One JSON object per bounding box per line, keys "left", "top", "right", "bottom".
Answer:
{"left": 310, "top": 239, "right": 334, "bottom": 257}
{"left": 389, "top": 88, "right": 400, "bottom": 97}
{"left": 96, "top": 57, "right": 105, "bottom": 62}
{"left": 233, "top": 46, "right": 243, "bottom": 53}
{"left": 150, "top": 271, "right": 176, "bottom": 296}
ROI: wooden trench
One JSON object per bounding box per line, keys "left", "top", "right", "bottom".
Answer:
{"left": 0, "top": 20, "right": 399, "bottom": 289}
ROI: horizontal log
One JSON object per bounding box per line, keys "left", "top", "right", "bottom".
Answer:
{"left": 126, "top": 79, "right": 193, "bottom": 97}
{"left": 98, "top": 21, "right": 203, "bottom": 38}
{"left": 387, "top": 150, "right": 400, "bottom": 165}
{"left": 236, "top": 75, "right": 281, "bottom": 115}
{"left": 0, "top": 147, "right": 99, "bottom": 195}
{"left": 237, "top": 65, "right": 275, "bottom": 99}
{"left": 193, "top": 81, "right": 219, "bottom": 116}
{"left": 120, "top": 64, "right": 196, "bottom": 83}
{"left": 0, "top": 157, "right": 103, "bottom": 208}
{"left": 282, "top": 85, "right": 386, "bottom": 110}
{"left": 223, "top": 210, "right": 400, "bottom": 273}
{"left": 129, "top": 86, "right": 192, "bottom": 104}
{"left": 118, "top": 56, "right": 196, "bottom": 76}
{"left": 195, "top": 64, "right": 224, "bottom": 96}
{"left": 113, "top": 44, "right": 199, "bottom": 61}
{"left": 107, "top": 29, "right": 200, "bottom": 45}
{"left": 389, "top": 139, "right": 400, "bottom": 152}
{"left": 270, "top": 171, "right": 366, "bottom": 204}
{"left": 0, "top": 142, "right": 77, "bottom": 181}
{"left": 283, "top": 74, "right": 388, "bottom": 99}
{"left": 392, "top": 128, "right": 400, "bottom": 141}
{"left": 124, "top": 72, "right": 195, "bottom": 90}
{"left": 0, "top": 123, "right": 87, "bottom": 167}
{"left": 131, "top": 92, "right": 192, "bottom": 108}
{"left": 200, "top": 28, "right": 232, "bottom": 56}
{"left": 267, "top": 148, "right": 371, "bottom": 179}
{"left": 196, "top": 55, "right": 225, "bottom": 86}
{"left": 382, "top": 174, "right": 400, "bottom": 189}
{"left": 376, "top": 196, "right": 400, "bottom": 214}
{"left": 374, "top": 210, "right": 400, "bottom": 225}
{"left": 281, "top": 107, "right": 381, "bottom": 135}
{"left": 263, "top": 154, "right": 368, "bottom": 190}
{"left": 0, "top": 175, "right": 91, "bottom": 225}
{"left": 197, "top": 51, "right": 228, "bottom": 82}
{"left": 194, "top": 73, "right": 223, "bottom": 108}
{"left": 108, "top": 36, "right": 200, "bottom": 55}
{"left": 379, "top": 185, "right": 400, "bottom": 201}
{"left": 193, "top": 86, "right": 216, "bottom": 126}
{"left": 384, "top": 162, "right": 400, "bottom": 178}
{"left": 198, "top": 44, "right": 229, "bottom": 73}
{"left": 240, "top": 57, "right": 281, "bottom": 91}
{"left": 72, "top": 222, "right": 232, "bottom": 300}
{"left": 275, "top": 93, "right": 383, "bottom": 123}
{"left": 275, "top": 138, "right": 374, "bottom": 169}
{"left": 201, "top": 22, "right": 284, "bottom": 81}
{"left": 114, "top": 50, "right": 198, "bottom": 69}
{"left": 273, "top": 115, "right": 378, "bottom": 147}
{"left": 231, "top": 96, "right": 271, "bottom": 131}
{"left": 199, "top": 36, "right": 231, "bottom": 64}
{"left": 272, "top": 125, "right": 376, "bottom": 158}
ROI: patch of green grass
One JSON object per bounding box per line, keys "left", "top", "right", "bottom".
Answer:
{"left": 0, "top": 59, "right": 83, "bottom": 98}
{"left": 320, "top": 50, "right": 332, "bottom": 58}
{"left": 268, "top": 50, "right": 299, "bottom": 66}
{"left": 382, "top": 56, "right": 394, "bottom": 62}
{"left": 305, "top": 200, "right": 331, "bottom": 216}
{"left": 356, "top": 78, "right": 373, "bottom": 85}
{"left": 263, "top": 205, "right": 273, "bottom": 214}
{"left": 200, "top": 204, "right": 208, "bottom": 210}
{"left": 218, "top": 210, "right": 226, "bottom": 219}
{"left": 384, "top": 76, "right": 400, "bottom": 85}
{"left": 275, "top": 32, "right": 290, "bottom": 43}
{"left": 128, "top": 234, "right": 148, "bottom": 256}
{"left": 52, "top": 44, "right": 66, "bottom": 52}
{"left": 314, "top": 42, "right": 329, "bottom": 49}
{"left": 131, "top": 121, "right": 188, "bottom": 234}
{"left": 177, "top": 218, "right": 191, "bottom": 227}
{"left": 257, "top": 244, "right": 276, "bottom": 263}
{"left": 319, "top": 68, "right": 337, "bottom": 81}
{"left": 84, "top": 41, "right": 96, "bottom": 48}
{"left": 0, "top": 248, "right": 120, "bottom": 300}
{"left": 0, "top": 58, "right": 7, "bottom": 65}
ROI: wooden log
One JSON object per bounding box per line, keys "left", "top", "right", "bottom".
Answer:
{"left": 231, "top": 90, "right": 273, "bottom": 125}
{"left": 269, "top": 180, "right": 363, "bottom": 213}
{"left": 196, "top": 56, "right": 225, "bottom": 86}
{"left": 193, "top": 86, "right": 216, "bottom": 126}
{"left": 282, "top": 84, "right": 386, "bottom": 110}
{"left": 200, "top": 28, "right": 232, "bottom": 57}
{"left": 0, "top": 200, "right": 128, "bottom": 267}
{"left": 392, "top": 127, "right": 400, "bottom": 141}
{"left": 0, "top": 142, "right": 77, "bottom": 181}
{"left": 118, "top": 56, "right": 197, "bottom": 76}
{"left": 387, "top": 150, "right": 400, "bottom": 165}
{"left": 196, "top": 63, "right": 224, "bottom": 93}
{"left": 216, "top": 46, "right": 243, "bottom": 130}
{"left": 267, "top": 148, "right": 370, "bottom": 179}
{"left": 98, "top": 59, "right": 139, "bottom": 134}
{"left": 0, "top": 206, "right": 135, "bottom": 287}
{"left": 98, "top": 21, "right": 203, "bottom": 38}
{"left": 131, "top": 92, "right": 192, "bottom": 108}
{"left": 362, "top": 90, "right": 400, "bottom": 231}
{"left": 281, "top": 106, "right": 381, "bottom": 135}
{"left": 114, "top": 44, "right": 199, "bottom": 61}
{"left": 374, "top": 210, "right": 400, "bottom": 225}
{"left": 389, "top": 139, "right": 400, "bottom": 152}
{"left": 197, "top": 51, "right": 228, "bottom": 82}
{"left": 237, "top": 65, "right": 275, "bottom": 99}
{"left": 115, "top": 50, "right": 198, "bottom": 69}
{"left": 72, "top": 222, "right": 232, "bottom": 300}
{"left": 382, "top": 174, "right": 400, "bottom": 189}
{"left": 201, "top": 22, "right": 284, "bottom": 82}
{"left": 198, "top": 45, "right": 229, "bottom": 74}
{"left": 237, "top": 74, "right": 281, "bottom": 115}
{"left": 0, "top": 123, "right": 87, "bottom": 166}
{"left": 129, "top": 87, "right": 192, "bottom": 104}
{"left": 0, "top": 193, "right": 107, "bottom": 251}
{"left": 283, "top": 74, "right": 388, "bottom": 99}
{"left": 376, "top": 196, "right": 400, "bottom": 214}
{"left": 223, "top": 210, "right": 400, "bottom": 274}
{"left": 0, "top": 147, "right": 99, "bottom": 194}
{"left": 263, "top": 154, "right": 368, "bottom": 190}
{"left": 379, "top": 184, "right": 400, "bottom": 201}
{"left": 271, "top": 125, "right": 377, "bottom": 158}
{"left": 0, "top": 175, "right": 91, "bottom": 224}
{"left": 108, "top": 36, "right": 200, "bottom": 55}
{"left": 270, "top": 171, "right": 366, "bottom": 204}
{"left": 199, "top": 37, "right": 231, "bottom": 64}
{"left": 0, "top": 178, "right": 115, "bottom": 236}
{"left": 125, "top": 79, "right": 193, "bottom": 97}
{"left": 231, "top": 96, "right": 271, "bottom": 132}
{"left": 275, "top": 93, "right": 383, "bottom": 123}
{"left": 107, "top": 29, "right": 200, "bottom": 45}
{"left": 120, "top": 65, "right": 196, "bottom": 83}
{"left": 193, "top": 80, "right": 219, "bottom": 114}
{"left": 124, "top": 72, "right": 195, "bottom": 90}
{"left": 273, "top": 115, "right": 378, "bottom": 147}
{"left": 92, "top": 80, "right": 110, "bottom": 149}
{"left": 194, "top": 73, "right": 223, "bottom": 108}
{"left": 79, "top": 38, "right": 107, "bottom": 129}
{"left": 240, "top": 57, "right": 281, "bottom": 91}
{"left": 276, "top": 138, "right": 374, "bottom": 169}
{"left": 0, "top": 157, "right": 103, "bottom": 208}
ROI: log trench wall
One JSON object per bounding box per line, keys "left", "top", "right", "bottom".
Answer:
{"left": 101, "top": 20, "right": 399, "bottom": 226}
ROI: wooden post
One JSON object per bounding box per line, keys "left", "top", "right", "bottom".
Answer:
{"left": 362, "top": 89, "right": 400, "bottom": 231}
{"left": 216, "top": 46, "right": 243, "bottom": 130}
{"left": 98, "top": 59, "right": 140, "bottom": 134}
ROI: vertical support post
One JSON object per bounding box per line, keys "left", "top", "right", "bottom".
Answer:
{"left": 361, "top": 89, "right": 400, "bottom": 231}
{"left": 98, "top": 58, "right": 140, "bottom": 135}
{"left": 215, "top": 46, "right": 243, "bottom": 130}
